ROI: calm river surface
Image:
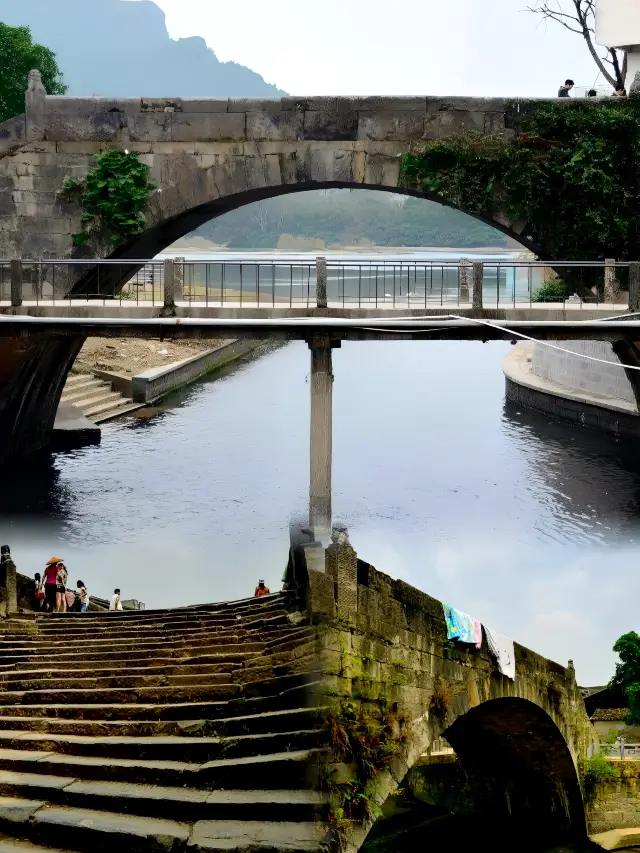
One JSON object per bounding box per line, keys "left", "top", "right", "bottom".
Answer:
{"left": 5, "top": 339, "right": 640, "bottom": 684}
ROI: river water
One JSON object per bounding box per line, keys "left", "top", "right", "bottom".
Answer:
{"left": 4, "top": 338, "right": 640, "bottom": 684}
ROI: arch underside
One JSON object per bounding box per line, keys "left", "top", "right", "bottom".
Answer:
{"left": 362, "top": 698, "right": 585, "bottom": 853}
{"left": 70, "top": 182, "right": 536, "bottom": 296}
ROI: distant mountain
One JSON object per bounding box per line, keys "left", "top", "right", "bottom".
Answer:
{"left": 0, "top": 0, "right": 286, "bottom": 98}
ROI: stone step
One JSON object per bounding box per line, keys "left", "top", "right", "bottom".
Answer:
{"left": 0, "top": 641, "right": 269, "bottom": 664}
{"left": 0, "top": 652, "right": 262, "bottom": 679}
{"left": 0, "top": 621, "right": 293, "bottom": 648}
{"left": 64, "top": 374, "right": 95, "bottom": 387}
{"left": 0, "top": 729, "right": 322, "bottom": 763}
{"left": 0, "top": 772, "right": 325, "bottom": 823}
{"left": 0, "top": 802, "right": 324, "bottom": 853}
{"left": 0, "top": 747, "right": 322, "bottom": 789}
{"left": 0, "top": 707, "right": 322, "bottom": 739}
{"left": 82, "top": 396, "right": 139, "bottom": 418}
{"left": 91, "top": 401, "right": 147, "bottom": 424}
{"left": 68, "top": 391, "right": 123, "bottom": 413}
{"left": 0, "top": 671, "right": 319, "bottom": 707}
{"left": 31, "top": 611, "right": 292, "bottom": 638}
{"left": 60, "top": 381, "right": 111, "bottom": 404}
{"left": 38, "top": 594, "right": 286, "bottom": 623}
{"left": 0, "top": 671, "right": 239, "bottom": 692}
{"left": 0, "top": 680, "right": 322, "bottom": 721}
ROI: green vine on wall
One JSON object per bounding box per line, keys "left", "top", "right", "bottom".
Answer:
{"left": 323, "top": 700, "right": 408, "bottom": 847}
{"left": 58, "top": 149, "right": 158, "bottom": 247}
{"left": 399, "top": 101, "right": 640, "bottom": 263}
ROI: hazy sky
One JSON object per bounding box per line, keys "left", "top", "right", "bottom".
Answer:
{"left": 142, "top": 0, "right": 606, "bottom": 97}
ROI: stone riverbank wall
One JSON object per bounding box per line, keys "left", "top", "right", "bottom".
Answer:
{"left": 504, "top": 342, "right": 640, "bottom": 438}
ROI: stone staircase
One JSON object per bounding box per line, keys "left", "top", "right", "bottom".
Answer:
{"left": 60, "top": 375, "right": 142, "bottom": 424}
{"left": 0, "top": 593, "right": 326, "bottom": 853}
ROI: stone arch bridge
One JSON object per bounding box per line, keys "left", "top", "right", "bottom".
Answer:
{"left": 296, "top": 537, "right": 597, "bottom": 852}
{"left": 0, "top": 78, "right": 553, "bottom": 278}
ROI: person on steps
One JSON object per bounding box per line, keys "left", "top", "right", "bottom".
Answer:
{"left": 110, "top": 588, "right": 123, "bottom": 611}
{"left": 56, "top": 562, "right": 68, "bottom": 613}
{"left": 77, "top": 580, "right": 89, "bottom": 613}
{"left": 33, "top": 573, "right": 44, "bottom": 610}
{"left": 43, "top": 557, "right": 62, "bottom": 613}
{"left": 254, "top": 579, "right": 270, "bottom": 597}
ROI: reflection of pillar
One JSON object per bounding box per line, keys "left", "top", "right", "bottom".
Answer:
{"left": 309, "top": 339, "right": 334, "bottom": 538}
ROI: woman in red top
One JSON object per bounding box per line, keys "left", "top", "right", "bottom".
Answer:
{"left": 43, "top": 557, "right": 62, "bottom": 613}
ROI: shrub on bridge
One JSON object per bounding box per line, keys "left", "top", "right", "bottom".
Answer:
{"left": 58, "top": 149, "right": 158, "bottom": 248}
{"left": 400, "top": 100, "right": 640, "bottom": 264}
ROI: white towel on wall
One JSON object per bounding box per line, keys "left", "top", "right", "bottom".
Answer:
{"left": 485, "top": 627, "right": 516, "bottom": 680}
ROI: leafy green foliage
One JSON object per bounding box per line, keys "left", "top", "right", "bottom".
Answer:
{"left": 580, "top": 751, "right": 618, "bottom": 800}
{"left": 400, "top": 101, "right": 640, "bottom": 261}
{"left": 58, "top": 150, "right": 158, "bottom": 247}
{"left": 533, "top": 279, "right": 572, "bottom": 303}
{"left": 609, "top": 631, "right": 640, "bottom": 723}
{"left": 0, "top": 23, "right": 67, "bottom": 123}
{"left": 324, "top": 701, "right": 406, "bottom": 844}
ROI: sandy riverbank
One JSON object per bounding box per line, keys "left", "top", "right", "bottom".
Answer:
{"left": 71, "top": 338, "right": 223, "bottom": 377}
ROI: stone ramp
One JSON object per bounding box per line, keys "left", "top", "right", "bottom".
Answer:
{"left": 0, "top": 594, "right": 327, "bottom": 852}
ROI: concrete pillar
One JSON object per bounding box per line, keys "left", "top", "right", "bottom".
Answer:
{"left": 163, "top": 258, "right": 176, "bottom": 311}
{"left": 629, "top": 262, "right": 640, "bottom": 312}
{"left": 309, "top": 340, "right": 333, "bottom": 539}
{"left": 472, "top": 262, "right": 484, "bottom": 310}
{"left": 10, "top": 261, "right": 22, "bottom": 308}
{"left": 459, "top": 258, "right": 471, "bottom": 303}
{"left": 604, "top": 258, "right": 618, "bottom": 303}
{"left": 174, "top": 256, "right": 185, "bottom": 302}
{"left": 25, "top": 70, "right": 46, "bottom": 143}
{"left": 316, "top": 257, "right": 328, "bottom": 308}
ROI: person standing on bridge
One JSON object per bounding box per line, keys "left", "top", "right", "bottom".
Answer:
{"left": 110, "top": 588, "right": 123, "bottom": 611}
{"left": 254, "top": 580, "right": 270, "bottom": 597}
{"left": 43, "top": 557, "right": 62, "bottom": 613}
{"left": 55, "top": 562, "right": 68, "bottom": 613}
{"left": 557, "top": 79, "right": 574, "bottom": 97}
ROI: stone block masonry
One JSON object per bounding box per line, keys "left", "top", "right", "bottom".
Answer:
{"left": 0, "top": 91, "right": 574, "bottom": 267}
{"left": 302, "top": 538, "right": 595, "bottom": 852}
{"left": 588, "top": 760, "right": 640, "bottom": 836}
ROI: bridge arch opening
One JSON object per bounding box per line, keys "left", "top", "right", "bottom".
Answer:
{"left": 115, "top": 183, "right": 537, "bottom": 264}
{"left": 361, "top": 698, "right": 585, "bottom": 853}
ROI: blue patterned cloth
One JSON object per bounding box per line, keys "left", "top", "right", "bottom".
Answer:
{"left": 443, "top": 603, "right": 480, "bottom": 646}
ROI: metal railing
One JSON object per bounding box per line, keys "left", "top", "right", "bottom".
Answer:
{"left": 0, "top": 257, "right": 637, "bottom": 311}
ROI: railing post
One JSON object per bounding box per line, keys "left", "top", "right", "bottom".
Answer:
{"left": 316, "top": 256, "right": 327, "bottom": 309}
{"left": 459, "top": 258, "right": 470, "bottom": 303}
{"left": 163, "top": 258, "right": 176, "bottom": 311}
{"left": 10, "top": 260, "right": 22, "bottom": 308}
{"left": 472, "top": 262, "right": 484, "bottom": 310}
{"left": 629, "top": 262, "right": 640, "bottom": 312}
{"left": 604, "top": 258, "right": 618, "bottom": 303}
{"left": 174, "top": 256, "right": 185, "bottom": 302}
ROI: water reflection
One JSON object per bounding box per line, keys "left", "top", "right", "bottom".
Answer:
{"left": 2, "top": 340, "right": 640, "bottom": 682}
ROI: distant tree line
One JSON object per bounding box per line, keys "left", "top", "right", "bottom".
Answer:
{"left": 194, "top": 190, "right": 509, "bottom": 250}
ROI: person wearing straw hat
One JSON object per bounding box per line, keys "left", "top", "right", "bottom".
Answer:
{"left": 43, "top": 557, "right": 62, "bottom": 613}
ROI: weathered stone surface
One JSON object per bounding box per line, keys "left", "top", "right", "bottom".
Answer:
{"left": 310, "top": 542, "right": 595, "bottom": 852}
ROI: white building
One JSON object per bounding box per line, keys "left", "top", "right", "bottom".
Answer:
{"left": 596, "top": 0, "right": 640, "bottom": 89}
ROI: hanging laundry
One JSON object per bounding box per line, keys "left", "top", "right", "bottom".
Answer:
{"left": 485, "top": 626, "right": 516, "bottom": 680}
{"left": 442, "top": 604, "right": 482, "bottom": 649}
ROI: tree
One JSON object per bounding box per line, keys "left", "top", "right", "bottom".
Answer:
{"left": 0, "top": 23, "right": 67, "bottom": 124}
{"left": 609, "top": 632, "right": 640, "bottom": 722}
{"left": 525, "top": 0, "right": 626, "bottom": 90}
